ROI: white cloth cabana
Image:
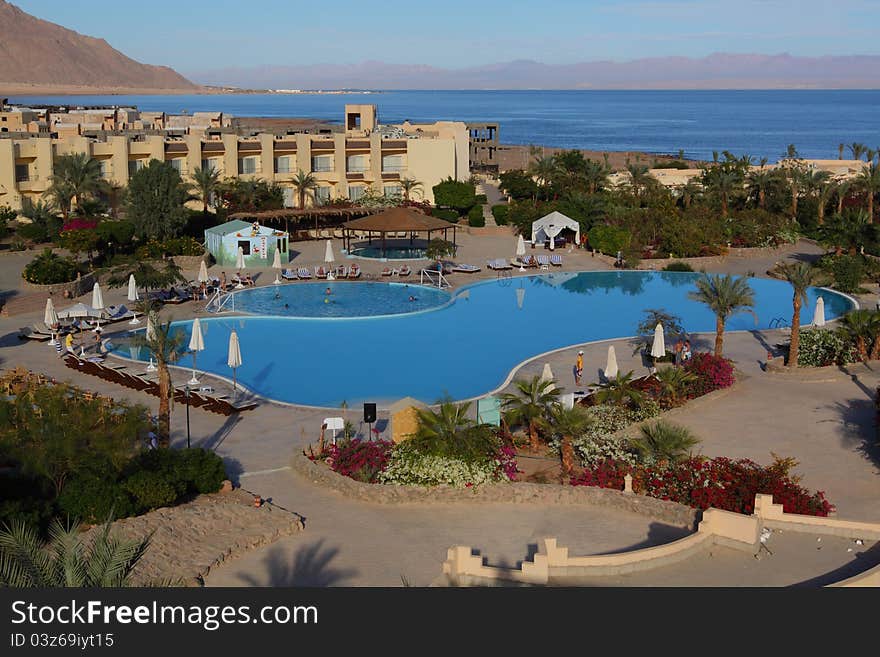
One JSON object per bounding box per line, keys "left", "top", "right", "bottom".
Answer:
{"left": 530, "top": 211, "right": 580, "bottom": 251}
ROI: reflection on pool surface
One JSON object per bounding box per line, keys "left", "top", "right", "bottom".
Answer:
{"left": 349, "top": 245, "right": 428, "bottom": 260}
{"left": 229, "top": 281, "right": 450, "bottom": 318}
{"left": 118, "top": 271, "right": 853, "bottom": 407}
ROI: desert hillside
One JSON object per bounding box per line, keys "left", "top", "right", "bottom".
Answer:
{"left": 0, "top": 0, "right": 197, "bottom": 91}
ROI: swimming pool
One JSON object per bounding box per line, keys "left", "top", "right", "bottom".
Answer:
{"left": 349, "top": 245, "right": 428, "bottom": 260}
{"left": 228, "top": 282, "right": 451, "bottom": 318}
{"left": 116, "top": 271, "right": 854, "bottom": 408}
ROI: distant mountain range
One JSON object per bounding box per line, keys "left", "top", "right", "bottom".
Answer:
{"left": 0, "top": 0, "right": 196, "bottom": 92}
{"left": 192, "top": 53, "right": 880, "bottom": 90}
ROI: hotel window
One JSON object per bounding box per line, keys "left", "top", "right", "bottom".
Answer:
{"left": 311, "top": 154, "right": 333, "bottom": 173}
{"left": 128, "top": 159, "right": 147, "bottom": 177}
{"left": 276, "top": 237, "right": 287, "bottom": 253}
{"left": 282, "top": 187, "right": 295, "bottom": 208}
{"left": 383, "top": 185, "right": 402, "bottom": 198}
{"left": 169, "top": 158, "right": 185, "bottom": 174}
{"left": 201, "top": 158, "right": 221, "bottom": 174}
{"left": 14, "top": 163, "right": 29, "bottom": 182}
{"left": 381, "top": 154, "right": 404, "bottom": 172}
{"left": 348, "top": 185, "right": 365, "bottom": 202}
{"left": 275, "top": 155, "right": 293, "bottom": 174}
{"left": 315, "top": 186, "right": 331, "bottom": 205}
{"left": 238, "top": 156, "right": 259, "bottom": 175}
{"left": 99, "top": 160, "right": 112, "bottom": 178}
{"left": 347, "top": 154, "right": 368, "bottom": 173}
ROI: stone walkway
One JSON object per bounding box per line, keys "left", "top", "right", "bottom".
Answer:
{"left": 1, "top": 237, "right": 878, "bottom": 586}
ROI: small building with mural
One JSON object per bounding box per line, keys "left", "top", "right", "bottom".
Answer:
{"left": 204, "top": 220, "right": 289, "bottom": 268}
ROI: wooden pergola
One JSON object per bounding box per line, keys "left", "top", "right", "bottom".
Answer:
{"left": 228, "top": 206, "right": 386, "bottom": 235}
{"left": 342, "top": 207, "right": 457, "bottom": 258}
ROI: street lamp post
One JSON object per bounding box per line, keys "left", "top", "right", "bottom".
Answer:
{"left": 184, "top": 384, "right": 191, "bottom": 449}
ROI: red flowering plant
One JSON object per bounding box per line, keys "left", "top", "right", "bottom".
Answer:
{"left": 571, "top": 455, "right": 833, "bottom": 517}
{"left": 683, "top": 352, "right": 736, "bottom": 398}
{"left": 496, "top": 444, "right": 519, "bottom": 482}
{"left": 325, "top": 439, "right": 394, "bottom": 484}
{"left": 60, "top": 218, "right": 99, "bottom": 232}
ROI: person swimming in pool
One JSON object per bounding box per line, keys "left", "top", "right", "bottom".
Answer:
{"left": 284, "top": 303, "right": 289, "bottom": 309}
{"left": 325, "top": 287, "right": 332, "bottom": 295}
{"left": 408, "top": 295, "right": 417, "bottom": 302}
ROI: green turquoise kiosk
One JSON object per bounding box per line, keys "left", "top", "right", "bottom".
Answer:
{"left": 205, "top": 220, "right": 289, "bottom": 268}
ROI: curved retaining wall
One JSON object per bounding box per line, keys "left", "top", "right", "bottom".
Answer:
{"left": 290, "top": 452, "right": 698, "bottom": 529}
{"left": 22, "top": 271, "right": 96, "bottom": 298}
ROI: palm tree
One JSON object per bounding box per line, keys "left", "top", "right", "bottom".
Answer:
{"left": 583, "top": 159, "right": 610, "bottom": 194}
{"left": 529, "top": 156, "right": 559, "bottom": 195}
{"left": 688, "top": 274, "right": 756, "bottom": 357}
{"left": 191, "top": 165, "right": 221, "bottom": 214}
{"left": 626, "top": 163, "right": 651, "bottom": 199}
{"left": 399, "top": 177, "right": 423, "bottom": 202}
{"left": 49, "top": 153, "right": 103, "bottom": 218}
{"left": 0, "top": 518, "right": 151, "bottom": 587}
{"left": 857, "top": 163, "right": 880, "bottom": 223}
{"left": 631, "top": 421, "right": 700, "bottom": 465}
{"left": 131, "top": 313, "right": 186, "bottom": 444}
{"left": 550, "top": 405, "right": 591, "bottom": 479}
{"left": 706, "top": 169, "right": 741, "bottom": 217}
{"left": 839, "top": 143, "right": 845, "bottom": 160}
{"left": 291, "top": 170, "right": 318, "bottom": 209}
{"left": 836, "top": 180, "right": 852, "bottom": 215}
{"left": 411, "top": 400, "right": 496, "bottom": 460}
{"left": 815, "top": 179, "right": 836, "bottom": 225}
{"left": 783, "top": 164, "right": 805, "bottom": 218}
{"left": 746, "top": 163, "right": 774, "bottom": 209}
{"left": 500, "top": 375, "right": 560, "bottom": 452}
{"left": 593, "top": 370, "right": 645, "bottom": 408}
{"left": 849, "top": 142, "right": 867, "bottom": 161}
{"left": 840, "top": 309, "right": 880, "bottom": 362}
{"left": 774, "top": 262, "right": 822, "bottom": 367}
{"left": 653, "top": 367, "right": 697, "bottom": 407}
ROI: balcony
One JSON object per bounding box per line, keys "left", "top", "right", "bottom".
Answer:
{"left": 346, "top": 166, "right": 369, "bottom": 174}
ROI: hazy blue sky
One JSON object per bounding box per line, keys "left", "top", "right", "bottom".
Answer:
{"left": 11, "top": 0, "right": 880, "bottom": 71}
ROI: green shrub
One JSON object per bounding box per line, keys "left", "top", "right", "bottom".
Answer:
{"left": 588, "top": 224, "right": 631, "bottom": 255}
{"left": 17, "top": 222, "right": 49, "bottom": 244}
{"left": 467, "top": 205, "right": 485, "bottom": 227}
{"left": 491, "top": 204, "right": 510, "bottom": 225}
{"left": 0, "top": 205, "right": 16, "bottom": 224}
{"left": 795, "top": 327, "right": 857, "bottom": 366}
{"left": 432, "top": 208, "right": 460, "bottom": 223}
{"left": 22, "top": 248, "right": 80, "bottom": 285}
{"left": 163, "top": 236, "right": 205, "bottom": 256}
{"left": 175, "top": 448, "right": 226, "bottom": 494}
{"left": 432, "top": 178, "right": 476, "bottom": 214}
{"left": 58, "top": 474, "right": 135, "bottom": 524}
{"left": 475, "top": 194, "right": 488, "bottom": 204}
{"left": 123, "top": 470, "right": 178, "bottom": 512}
{"left": 663, "top": 261, "right": 694, "bottom": 272}
{"left": 827, "top": 255, "right": 868, "bottom": 293}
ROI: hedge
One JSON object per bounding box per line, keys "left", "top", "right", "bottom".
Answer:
{"left": 491, "top": 204, "right": 510, "bottom": 225}
{"left": 467, "top": 205, "right": 485, "bottom": 227}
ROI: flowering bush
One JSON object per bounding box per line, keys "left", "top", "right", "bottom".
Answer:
{"left": 326, "top": 439, "right": 393, "bottom": 483}
{"left": 378, "top": 441, "right": 515, "bottom": 487}
{"left": 571, "top": 455, "right": 833, "bottom": 516}
{"left": 683, "top": 352, "right": 735, "bottom": 397}
{"left": 794, "top": 328, "right": 857, "bottom": 367}
{"left": 548, "top": 403, "right": 655, "bottom": 467}
{"left": 60, "top": 218, "right": 98, "bottom": 232}
{"left": 497, "top": 444, "right": 519, "bottom": 482}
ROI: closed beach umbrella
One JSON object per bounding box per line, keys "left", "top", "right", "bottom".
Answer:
{"left": 272, "top": 248, "right": 282, "bottom": 284}
{"left": 91, "top": 282, "right": 105, "bottom": 328}
{"left": 227, "top": 330, "right": 242, "bottom": 392}
{"left": 198, "top": 260, "right": 210, "bottom": 284}
{"left": 236, "top": 246, "right": 245, "bottom": 270}
{"left": 127, "top": 274, "right": 141, "bottom": 324}
{"left": 324, "top": 240, "right": 335, "bottom": 264}
{"left": 650, "top": 323, "right": 666, "bottom": 362}
{"left": 44, "top": 298, "right": 58, "bottom": 328}
{"left": 516, "top": 235, "right": 526, "bottom": 271}
{"left": 813, "top": 296, "right": 826, "bottom": 327}
{"left": 188, "top": 318, "right": 205, "bottom": 385}
{"left": 604, "top": 345, "right": 619, "bottom": 380}
{"left": 516, "top": 287, "right": 525, "bottom": 310}
{"left": 540, "top": 362, "right": 554, "bottom": 384}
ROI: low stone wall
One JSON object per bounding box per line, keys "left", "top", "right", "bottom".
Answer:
{"left": 635, "top": 244, "right": 793, "bottom": 271}
{"left": 765, "top": 359, "right": 871, "bottom": 382}
{"left": 290, "top": 452, "right": 698, "bottom": 529}
{"left": 465, "top": 225, "right": 515, "bottom": 236}
{"left": 170, "top": 253, "right": 209, "bottom": 271}
{"left": 84, "top": 488, "right": 304, "bottom": 586}
{"left": 21, "top": 271, "right": 95, "bottom": 299}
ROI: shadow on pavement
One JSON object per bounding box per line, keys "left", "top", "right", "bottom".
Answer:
{"left": 235, "top": 539, "right": 358, "bottom": 587}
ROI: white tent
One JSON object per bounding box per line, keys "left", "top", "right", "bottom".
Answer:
{"left": 530, "top": 211, "right": 580, "bottom": 251}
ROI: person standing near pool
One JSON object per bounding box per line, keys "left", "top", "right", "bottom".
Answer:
{"left": 575, "top": 350, "right": 584, "bottom": 386}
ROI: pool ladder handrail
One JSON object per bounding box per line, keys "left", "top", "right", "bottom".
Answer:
{"left": 205, "top": 289, "right": 235, "bottom": 313}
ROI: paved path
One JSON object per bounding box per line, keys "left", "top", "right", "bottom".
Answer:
{"left": 1, "top": 237, "right": 878, "bottom": 585}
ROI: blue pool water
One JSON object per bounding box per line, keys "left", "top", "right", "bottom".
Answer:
{"left": 116, "top": 271, "right": 853, "bottom": 408}
{"left": 350, "top": 246, "right": 428, "bottom": 260}
{"left": 229, "top": 281, "right": 450, "bottom": 317}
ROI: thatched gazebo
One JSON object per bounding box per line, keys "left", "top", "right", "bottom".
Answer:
{"left": 342, "top": 207, "right": 457, "bottom": 258}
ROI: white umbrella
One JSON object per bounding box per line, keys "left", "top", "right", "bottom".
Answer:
{"left": 188, "top": 318, "right": 205, "bottom": 385}
{"left": 44, "top": 298, "right": 59, "bottom": 346}
{"left": 57, "top": 302, "right": 101, "bottom": 320}
{"left": 604, "top": 345, "right": 619, "bottom": 380}
{"left": 650, "top": 323, "right": 666, "bottom": 367}
{"left": 516, "top": 235, "right": 526, "bottom": 271}
{"left": 813, "top": 296, "right": 826, "bottom": 327}
{"left": 127, "top": 274, "right": 140, "bottom": 324}
{"left": 91, "top": 282, "right": 105, "bottom": 328}
{"left": 324, "top": 240, "right": 335, "bottom": 264}
{"left": 198, "top": 260, "right": 210, "bottom": 284}
{"left": 272, "top": 248, "right": 282, "bottom": 284}
{"left": 236, "top": 246, "right": 245, "bottom": 270}
{"left": 540, "top": 362, "right": 554, "bottom": 384}
{"left": 227, "top": 330, "right": 242, "bottom": 392}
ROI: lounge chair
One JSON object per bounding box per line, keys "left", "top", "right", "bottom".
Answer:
{"left": 536, "top": 255, "right": 550, "bottom": 268}
{"left": 550, "top": 254, "right": 563, "bottom": 266}
{"left": 397, "top": 265, "right": 412, "bottom": 277}
{"left": 335, "top": 265, "right": 348, "bottom": 279}
{"left": 294, "top": 267, "right": 311, "bottom": 279}
{"left": 488, "top": 259, "right": 512, "bottom": 270}
{"left": 381, "top": 267, "right": 392, "bottom": 276}
{"left": 314, "top": 266, "right": 328, "bottom": 279}
{"left": 452, "top": 264, "right": 481, "bottom": 273}
{"left": 105, "top": 305, "right": 133, "bottom": 322}
{"left": 348, "top": 264, "right": 361, "bottom": 278}
{"left": 281, "top": 268, "right": 297, "bottom": 281}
